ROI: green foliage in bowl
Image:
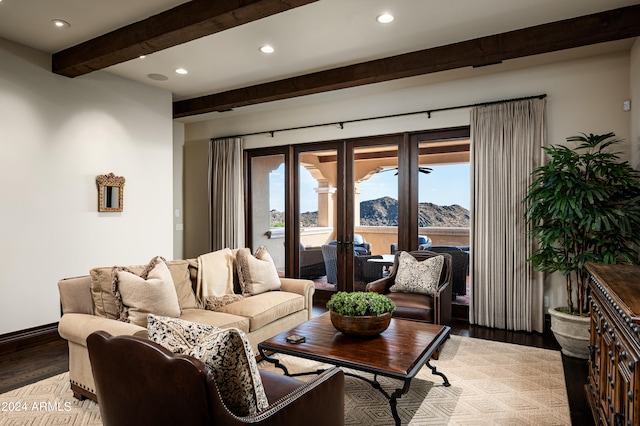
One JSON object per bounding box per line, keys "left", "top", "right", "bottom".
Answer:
{"left": 326, "top": 291, "right": 395, "bottom": 317}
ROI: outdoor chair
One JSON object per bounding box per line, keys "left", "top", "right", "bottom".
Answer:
{"left": 328, "top": 234, "right": 371, "bottom": 255}
{"left": 323, "top": 243, "right": 383, "bottom": 287}
{"left": 353, "top": 255, "right": 385, "bottom": 291}
{"left": 390, "top": 235, "right": 432, "bottom": 254}
{"left": 366, "top": 250, "right": 452, "bottom": 325}
{"left": 321, "top": 244, "right": 338, "bottom": 284}
{"left": 428, "top": 246, "right": 469, "bottom": 297}
{"left": 299, "top": 244, "right": 326, "bottom": 279}
{"left": 87, "top": 331, "right": 344, "bottom": 426}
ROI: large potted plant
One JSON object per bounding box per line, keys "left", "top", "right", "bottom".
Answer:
{"left": 326, "top": 291, "right": 396, "bottom": 336}
{"left": 525, "top": 132, "right": 640, "bottom": 358}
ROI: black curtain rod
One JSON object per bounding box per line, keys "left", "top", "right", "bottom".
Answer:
{"left": 211, "top": 93, "right": 546, "bottom": 142}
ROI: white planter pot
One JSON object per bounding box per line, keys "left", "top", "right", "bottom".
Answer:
{"left": 548, "top": 307, "right": 590, "bottom": 359}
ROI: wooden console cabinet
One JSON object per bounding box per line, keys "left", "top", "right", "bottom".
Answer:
{"left": 586, "top": 263, "right": 640, "bottom": 426}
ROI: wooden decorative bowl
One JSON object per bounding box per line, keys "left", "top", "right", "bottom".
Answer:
{"left": 329, "top": 311, "right": 392, "bottom": 337}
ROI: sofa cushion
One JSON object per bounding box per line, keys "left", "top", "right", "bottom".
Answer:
{"left": 216, "top": 291, "right": 304, "bottom": 331}
{"left": 236, "top": 246, "right": 281, "bottom": 296}
{"left": 166, "top": 260, "right": 199, "bottom": 309}
{"left": 113, "top": 257, "right": 181, "bottom": 327}
{"left": 91, "top": 260, "right": 197, "bottom": 319}
{"left": 147, "top": 315, "right": 269, "bottom": 416}
{"left": 390, "top": 252, "right": 444, "bottom": 296}
{"left": 90, "top": 267, "right": 120, "bottom": 319}
{"left": 385, "top": 292, "right": 435, "bottom": 322}
{"left": 178, "top": 308, "right": 250, "bottom": 334}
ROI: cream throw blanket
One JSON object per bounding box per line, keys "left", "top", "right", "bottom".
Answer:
{"left": 196, "top": 248, "right": 237, "bottom": 301}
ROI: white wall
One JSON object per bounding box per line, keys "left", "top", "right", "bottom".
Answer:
{"left": 186, "top": 51, "right": 632, "bottom": 155}
{"left": 184, "top": 49, "right": 633, "bottom": 313}
{"left": 0, "top": 39, "right": 175, "bottom": 335}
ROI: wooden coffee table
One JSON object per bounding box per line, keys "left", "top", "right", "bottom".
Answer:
{"left": 258, "top": 312, "right": 451, "bottom": 425}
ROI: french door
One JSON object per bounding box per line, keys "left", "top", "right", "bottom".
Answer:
{"left": 294, "top": 142, "right": 347, "bottom": 297}
{"left": 244, "top": 127, "right": 470, "bottom": 298}
{"left": 293, "top": 135, "right": 405, "bottom": 297}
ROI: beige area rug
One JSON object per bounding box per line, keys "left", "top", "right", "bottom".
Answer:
{"left": 0, "top": 336, "right": 570, "bottom": 426}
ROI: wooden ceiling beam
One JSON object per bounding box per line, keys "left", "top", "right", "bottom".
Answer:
{"left": 173, "top": 4, "right": 640, "bottom": 118}
{"left": 52, "top": 0, "right": 319, "bottom": 78}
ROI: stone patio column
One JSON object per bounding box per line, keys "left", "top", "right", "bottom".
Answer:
{"left": 353, "top": 182, "right": 361, "bottom": 227}
{"left": 315, "top": 181, "right": 335, "bottom": 230}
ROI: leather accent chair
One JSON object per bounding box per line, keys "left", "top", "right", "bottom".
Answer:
{"left": 366, "top": 251, "right": 452, "bottom": 325}
{"left": 87, "top": 331, "right": 345, "bottom": 426}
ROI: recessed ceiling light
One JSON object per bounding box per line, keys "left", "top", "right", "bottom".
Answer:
{"left": 175, "top": 68, "right": 188, "bottom": 75}
{"left": 148, "top": 73, "right": 168, "bottom": 81}
{"left": 139, "top": 55, "right": 146, "bottom": 59}
{"left": 376, "top": 13, "right": 394, "bottom": 24}
{"left": 260, "top": 45, "right": 275, "bottom": 54}
{"left": 52, "top": 19, "right": 70, "bottom": 28}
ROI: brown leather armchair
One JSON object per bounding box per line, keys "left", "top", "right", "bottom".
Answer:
{"left": 87, "top": 331, "right": 345, "bottom": 426}
{"left": 366, "top": 250, "right": 452, "bottom": 325}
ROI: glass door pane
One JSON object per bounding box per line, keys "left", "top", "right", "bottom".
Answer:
{"left": 297, "top": 148, "right": 340, "bottom": 293}
{"left": 417, "top": 137, "right": 471, "bottom": 298}
{"left": 416, "top": 139, "right": 470, "bottom": 244}
{"left": 250, "top": 154, "right": 286, "bottom": 275}
{"left": 352, "top": 143, "right": 399, "bottom": 290}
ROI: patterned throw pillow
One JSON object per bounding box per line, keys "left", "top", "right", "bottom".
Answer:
{"left": 147, "top": 314, "right": 221, "bottom": 353}
{"left": 236, "top": 246, "right": 281, "bottom": 296}
{"left": 389, "top": 252, "right": 444, "bottom": 296}
{"left": 112, "top": 256, "right": 181, "bottom": 326}
{"left": 204, "top": 294, "right": 244, "bottom": 311}
{"left": 147, "top": 315, "right": 269, "bottom": 416}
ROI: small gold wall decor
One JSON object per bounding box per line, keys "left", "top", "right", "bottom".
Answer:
{"left": 96, "top": 173, "right": 125, "bottom": 212}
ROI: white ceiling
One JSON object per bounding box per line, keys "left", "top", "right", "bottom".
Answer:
{"left": 1, "top": 0, "right": 638, "bottom": 120}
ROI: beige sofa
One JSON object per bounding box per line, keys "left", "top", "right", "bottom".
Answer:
{"left": 58, "top": 256, "right": 314, "bottom": 401}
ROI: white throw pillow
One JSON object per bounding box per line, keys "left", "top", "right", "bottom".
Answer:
{"left": 112, "top": 257, "right": 181, "bottom": 326}
{"left": 147, "top": 315, "right": 269, "bottom": 416}
{"left": 389, "top": 252, "right": 444, "bottom": 295}
{"left": 236, "top": 246, "right": 281, "bottom": 296}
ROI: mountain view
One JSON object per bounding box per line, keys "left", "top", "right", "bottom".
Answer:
{"left": 271, "top": 196, "right": 470, "bottom": 227}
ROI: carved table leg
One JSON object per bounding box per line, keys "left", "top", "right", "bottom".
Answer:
{"left": 426, "top": 359, "right": 450, "bottom": 386}
{"left": 258, "top": 347, "right": 290, "bottom": 376}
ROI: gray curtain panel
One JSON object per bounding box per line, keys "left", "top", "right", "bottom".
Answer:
{"left": 469, "top": 98, "right": 546, "bottom": 332}
{"left": 209, "top": 137, "right": 245, "bottom": 251}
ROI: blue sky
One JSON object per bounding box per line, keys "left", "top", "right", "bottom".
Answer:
{"left": 359, "top": 164, "right": 471, "bottom": 208}
{"left": 271, "top": 163, "right": 471, "bottom": 213}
